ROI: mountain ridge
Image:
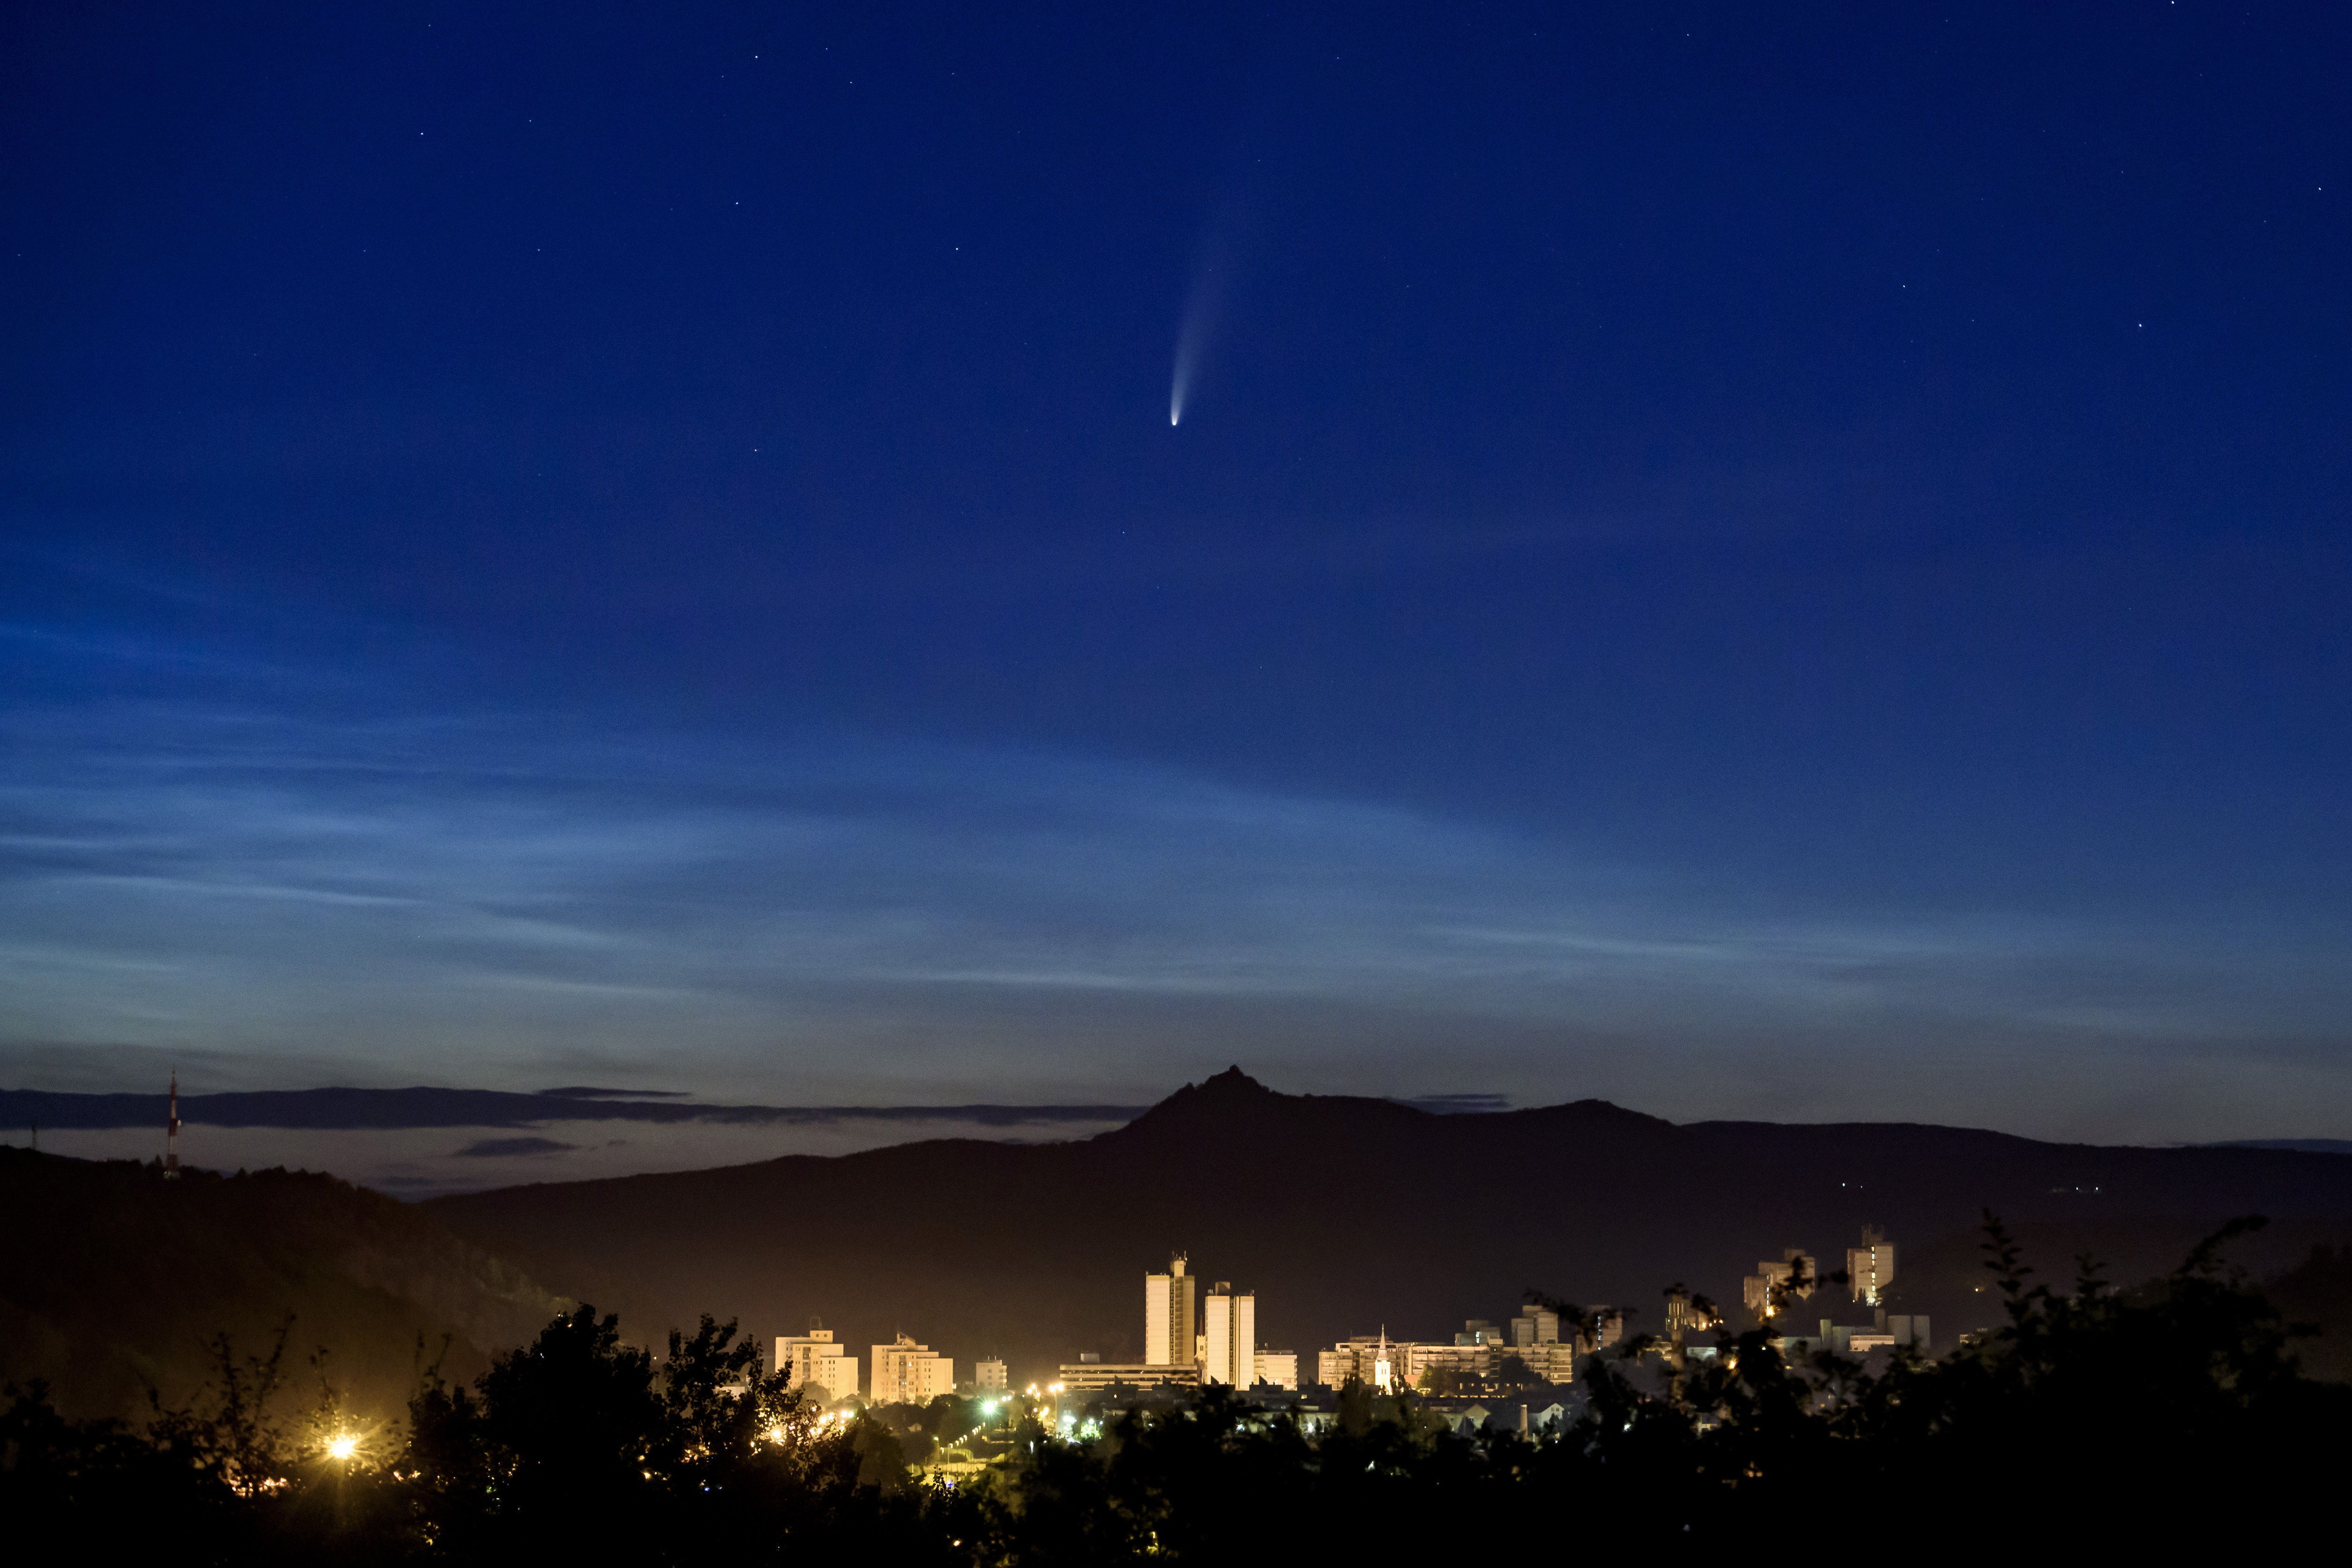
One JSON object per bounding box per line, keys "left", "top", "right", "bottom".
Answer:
{"left": 425, "top": 1070, "right": 2352, "bottom": 1387}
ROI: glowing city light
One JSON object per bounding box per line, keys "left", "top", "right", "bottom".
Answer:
{"left": 327, "top": 1433, "right": 358, "bottom": 1461}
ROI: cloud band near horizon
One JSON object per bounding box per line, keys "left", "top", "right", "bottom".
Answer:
{"left": 2, "top": 613, "right": 2349, "bottom": 1144}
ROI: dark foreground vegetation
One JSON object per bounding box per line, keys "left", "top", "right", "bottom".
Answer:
{"left": 5, "top": 1219, "right": 2345, "bottom": 1561}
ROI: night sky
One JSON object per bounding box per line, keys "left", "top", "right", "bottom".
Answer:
{"left": 4, "top": 4, "right": 2348, "bottom": 1144}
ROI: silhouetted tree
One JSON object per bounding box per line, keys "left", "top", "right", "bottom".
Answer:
{"left": 9, "top": 1221, "right": 2348, "bottom": 1560}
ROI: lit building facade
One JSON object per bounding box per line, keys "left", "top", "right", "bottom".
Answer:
{"left": 1254, "top": 1350, "right": 1300, "bottom": 1390}
{"left": 870, "top": 1333, "right": 955, "bottom": 1405}
{"left": 1848, "top": 1228, "right": 1896, "bottom": 1306}
{"left": 1503, "top": 1307, "right": 1575, "bottom": 1382}
{"left": 1820, "top": 1312, "right": 1928, "bottom": 1355}
{"left": 974, "top": 1359, "right": 1008, "bottom": 1394}
{"left": 1145, "top": 1255, "right": 1198, "bottom": 1368}
{"left": 1056, "top": 1360, "right": 1200, "bottom": 1393}
{"left": 1511, "top": 1343, "right": 1576, "bottom": 1382}
{"left": 1743, "top": 1248, "right": 1820, "bottom": 1321}
{"left": 774, "top": 1327, "right": 859, "bottom": 1402}
{"left": 1201, "top": 1283, "right": 1258, "bottom": 1385}
{"left": 1318, "top": 1335, "right": 1418, "bottom": 1391}
{"left": 1405, "top": 1341, "right": 1494, "bottom": 1386}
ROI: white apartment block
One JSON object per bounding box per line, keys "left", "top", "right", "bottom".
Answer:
{"left": 774, "top": 1327, "right": 859, "bottom": 1403}
{"left": 974, "top": 1359, "right": 1009, "bottom": 1394}
{"left": 1254, "top": 1350, "right": 1300, "bottom": 1390}
{"left": 871, "top": 1333, "right": 955, "bottom": 1405}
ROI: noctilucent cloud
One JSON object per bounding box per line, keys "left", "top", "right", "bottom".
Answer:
{"left": 3, "top": 4, "right": 2348, "bottom": 1145}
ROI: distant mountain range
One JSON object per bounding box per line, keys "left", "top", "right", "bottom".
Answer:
{"left": 16, "top": 1071, "right": 2351, "bottom": 1423}
{"left": 0, "top": 1085, "right": 1148, "bottom": 1132}
{"left": 425, "top": 1068, "right": 2352, "bottom": 1389}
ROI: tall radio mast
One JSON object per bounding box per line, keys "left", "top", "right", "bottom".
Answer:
{"left": 164, "top": 1070, "right": 181, "bottom": 1180}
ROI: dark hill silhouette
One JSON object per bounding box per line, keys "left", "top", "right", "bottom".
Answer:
{"left": 424, "top": 1069, "right": 2352, "bottom": 1386}
{"left": 0, "top": 1147, "right": 567, "bottom": 1422}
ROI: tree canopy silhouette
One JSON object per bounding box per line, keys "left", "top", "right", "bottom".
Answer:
{"left": 3, "top": 1216, "right": 2344, "bottom": 1561}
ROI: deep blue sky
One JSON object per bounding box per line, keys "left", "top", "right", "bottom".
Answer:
{"left": 3, "top": 3, "right": 2348, "bottom": 1141}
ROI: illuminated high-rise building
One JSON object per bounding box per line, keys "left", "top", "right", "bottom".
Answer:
{"left": 774, "top": 1323, "right": 860, "bottom": 1401}
{"left": 1201, "top": 1282, "right": 1257, "bottom": 1385}
{"left": 1144, "top": 1255, "right": 1197, "bottom": 1368}
{"left": 1847, "top": 1228, "right": 1895, "bottom": 1307}
{"left": 871, "top": 1333, "right": 955, "bottom": 1405}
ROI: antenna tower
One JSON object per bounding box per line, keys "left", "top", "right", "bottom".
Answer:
{"left": 164, "top": 1070, "right": 181, "bottom": 1180}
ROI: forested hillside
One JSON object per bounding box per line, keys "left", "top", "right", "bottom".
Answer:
{"left": 0, "top": 1148, "right": 566, "bottom": 1421}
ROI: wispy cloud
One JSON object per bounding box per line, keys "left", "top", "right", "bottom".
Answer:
{"left": 2, "top": 606, "right": 2348, "bottom": 1137}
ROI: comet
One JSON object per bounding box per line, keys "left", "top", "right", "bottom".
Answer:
{"left": 1169, "top": 287, "right": 1208, "bottom": 427}
{"left": 1168, "top": 240, "right": 1229, "bottom": 429}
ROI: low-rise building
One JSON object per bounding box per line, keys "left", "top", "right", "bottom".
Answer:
{"left": 1319, "top": 1335, "right": 1415, "bottom": 1392}
{"left": 1407, "top": 1340, "right": 1495, "bottom": 1386}
{"left": 1056, "top": 1360, "right": 1201, "bottom": 1394}
{"left": 1817, "top": 1311, "right": 1929, "bottom": 1356}
{"left": 1318, "top": 1333, "right": 1510, "bottom": 1392}
{"left": 1254, "top": 1350, "right": 1300, "bottom": 1390}
{"left": 974, "top": 1358, "right": 1009, "bottom": 1395}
